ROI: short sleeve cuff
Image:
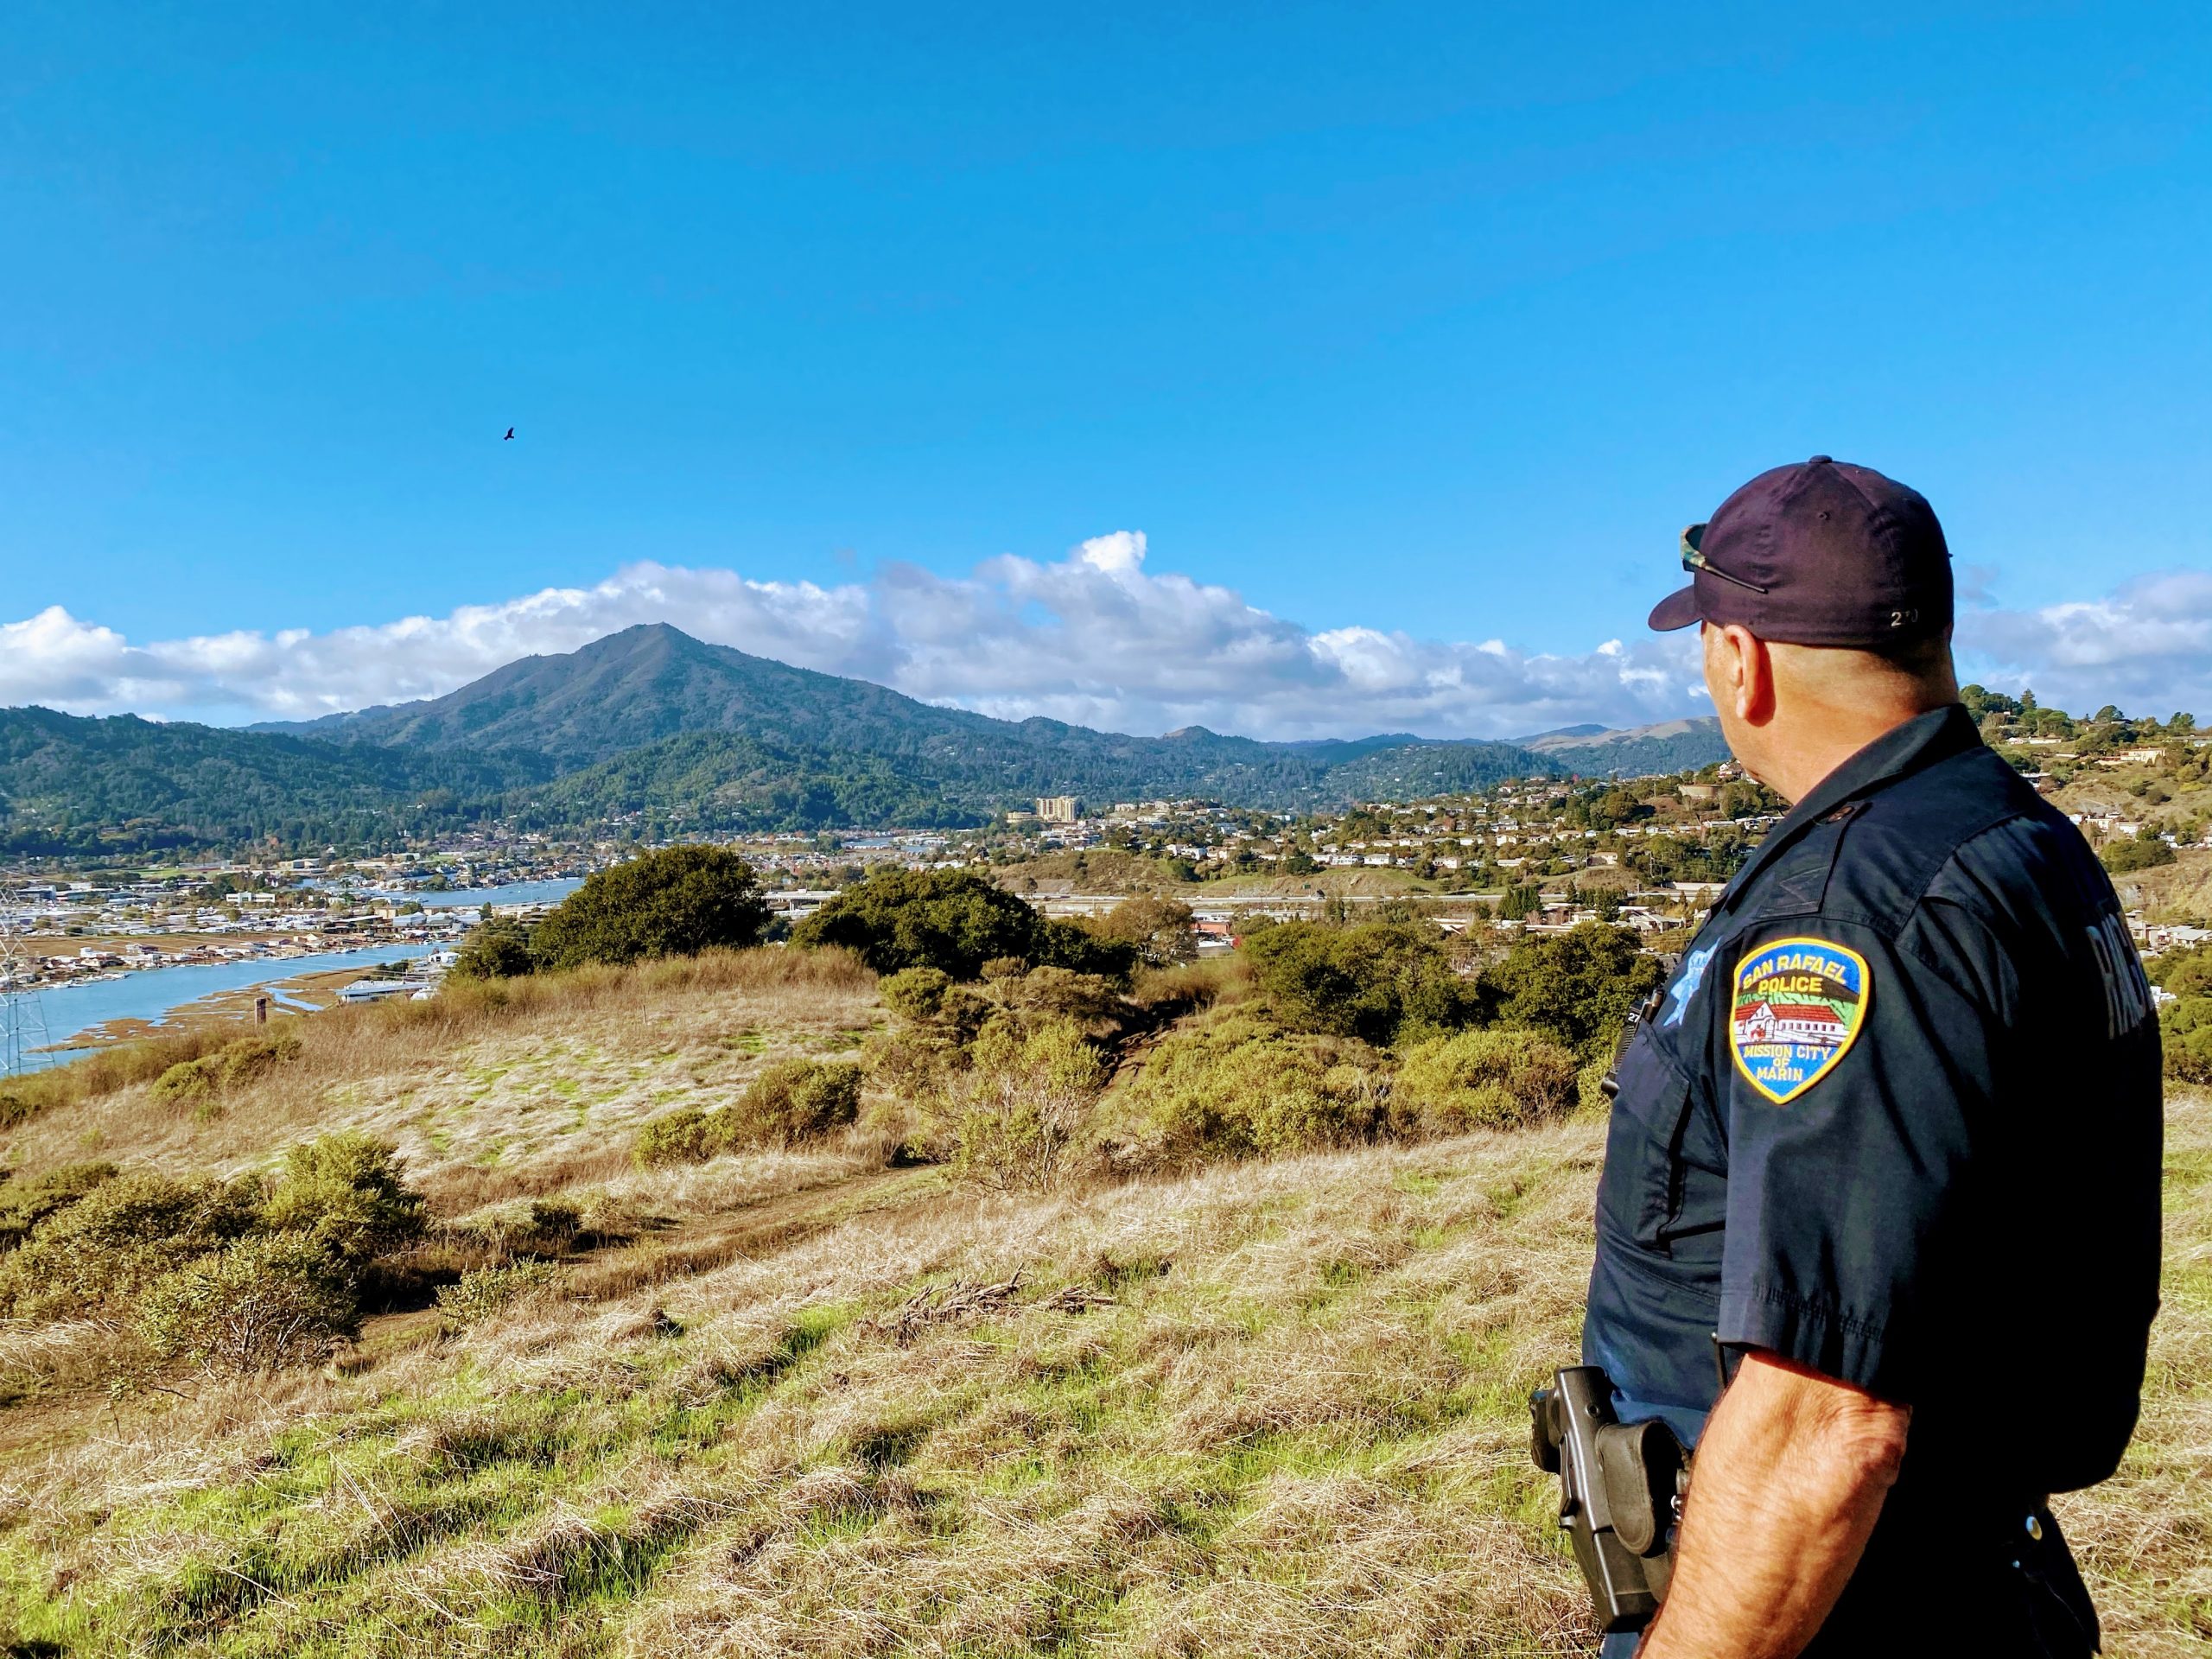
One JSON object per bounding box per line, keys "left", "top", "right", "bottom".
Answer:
{"left": 1718, "top": 1280, "right": 1904, "bottom": 1399}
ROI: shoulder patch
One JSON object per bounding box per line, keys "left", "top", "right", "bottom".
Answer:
{"left": 1729, "top": 936, "right": 1871, "bottom": 1104}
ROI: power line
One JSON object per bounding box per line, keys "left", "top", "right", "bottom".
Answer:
{"left": 0, "top": 899, "right": 53, "bottom": 1077}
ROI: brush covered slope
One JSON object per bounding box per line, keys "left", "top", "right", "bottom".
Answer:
{"left": 0, "top": 953, "right": 2202, "bottom": 1656}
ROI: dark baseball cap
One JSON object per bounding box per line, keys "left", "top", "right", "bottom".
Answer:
{"left": 1648, "top": 456, "right": 1953, "bottom": 646}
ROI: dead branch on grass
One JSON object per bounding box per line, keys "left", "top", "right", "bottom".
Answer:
{"left": 864, "top": 1270, "right": 1026, "bottom": 1344}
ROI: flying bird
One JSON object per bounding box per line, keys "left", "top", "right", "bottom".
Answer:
{"left": 503, "top": 427, "right": 516, "bottom": 441}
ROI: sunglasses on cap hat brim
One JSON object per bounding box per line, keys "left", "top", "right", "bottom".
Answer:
{"left": 1679, "top": 523, "right": 1769, "bottom": 594}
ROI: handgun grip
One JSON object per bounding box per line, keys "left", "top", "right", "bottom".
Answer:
{"left": 1529, "top": 1385, "right": 1561, "bottom": 1473}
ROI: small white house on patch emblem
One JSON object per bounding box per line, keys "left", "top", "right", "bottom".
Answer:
{"left": 1729, "top": 937, "right": 1871, "bottom": 1104}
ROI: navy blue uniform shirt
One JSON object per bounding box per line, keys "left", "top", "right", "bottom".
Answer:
{"left": 1582, "top": 706, "right": 2162, "bottom": 1640}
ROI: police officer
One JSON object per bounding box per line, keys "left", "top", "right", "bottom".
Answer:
{"left": 1582, "top": 458, "right": 2162, "bottom": 1656}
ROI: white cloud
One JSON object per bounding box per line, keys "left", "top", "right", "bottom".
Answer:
{"left": 1958, "top": 569, "right": 2212, "bottom": 720}
{"left": 7, "top": 533, "right": 2200, "bottom": 741}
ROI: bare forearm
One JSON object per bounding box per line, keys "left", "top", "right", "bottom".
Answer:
{"left": 1640, "top": 1354, "right": 1909, "bottom": 1659}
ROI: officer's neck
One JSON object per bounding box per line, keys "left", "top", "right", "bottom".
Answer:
{"left": 1738, "top": 696, "right": 1950, "bottom": 805}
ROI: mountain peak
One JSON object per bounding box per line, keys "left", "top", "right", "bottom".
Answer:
{"left": 251, "top": 623, "right": 990, "bottom": 766}
{"left": 579, "top": 620, "right": 707, "bottom": 660}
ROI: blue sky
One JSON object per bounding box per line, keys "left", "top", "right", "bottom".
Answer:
{"left": 3, "top": 3, "right": 2209, "bottom": 736}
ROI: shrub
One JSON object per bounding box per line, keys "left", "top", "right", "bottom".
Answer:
{"left": 2149, "top": 943, "right": 2212, "bottom": 996}
{"left": 530, "top": 845, "right": 772, "bottom": 971}
{"left": 869, "top": 963, "right": 1129, "bottom": 1123}
{"left": 792, "top": 869, "right": 1137, "bottom": 982}
{"left": 137, "top": 1232, "right": 358, "bottom": 1374}
{"left": 1036, "top": 918, "right": 1140, "bottom": 981}
{"left": 988, "top": 967, "right": 1127, "bottom": 1036}
{"left": 2101, "top": 830, "right": 2177, "bottom": 873}
{"left": 1577, "top": 1058, "right": 1613, "bottom": 1116}
{"left": 149, "top": 1059, "right": 213, "bottom": 1104}
{"left": 732, "top": 1058, "right": 864, "bottom": 1144}
{"left": 1394, "top": 1027, "right": 1581, "bottom": 1129}
{"left": 526, "top": 1198, "right": 583, "bottom": 1245}
{"left": 880, "top": 966, "right": 956, "bottom": 1022}
{"left": 633, "top": 1058, "right": 865, "bottom": 1167}
{"left": 862, "top": 1027, "right": 949, "bottom": 1113}
{"left": 0, "top": 1172, "right": 261, "bottom": 1322}
{"left": 793, "top": 869, "right": 1044, "bottom": 978}
{"left": 634, "top": 1106, "right": 719, "bottom": 1168}
{"left": 0, "top": 1161, "right": 118, "bottom": 1252}
{"left": 929, "top": 1017, "right": 1108, "bottom": 1189}
{"left": 877, "top": 965, "right": 995, "bottom": 1057}
{"left": 1478, "top": 923, "right": 1668, "bottom": 1062}
{"left": 449, "top": 918, "right": 537, "bottom": 981}
{"left": 260, "top": 1134, "right": 427, "bottom": 1268}
{"left": 149, "top": 1029, "right": 302, "bottom": 1104}
{"left": 1128, "top": 956, "right": 1246, "bottom": 1023}
{"left": 435, "top": 1261, "right": 561, "bottom": 1328}
{"left": 1114, "top": 1008, "right": 1394, "bottom": 1165}
{"left": 1245, "top": 921, "right": 1479, "bottom": 1045}
{"left": 462, "top": 1197, "right": 590, "bottom": 1257}
{"left": 2162, "top": 996, "right": 2212, "bottom": 1084}
{"left": 0, "top": 1135, "right": 432, "bottom": 1363}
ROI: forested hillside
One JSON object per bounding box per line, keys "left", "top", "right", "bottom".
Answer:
{"left": 267, "top": 625, "right": 1561, "bottom": 810}
{"left": 0, "top": 709, "right": 542, "bottom": 856}
{"left": 511, "top": 731, "right": 976, "bottom": 834}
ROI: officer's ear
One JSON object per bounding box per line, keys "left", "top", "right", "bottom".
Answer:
{"left": 1703, "top": 623, "right": 1776, "bottom": 727}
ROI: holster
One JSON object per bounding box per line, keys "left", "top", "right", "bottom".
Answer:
{"left": 1530, "top": 1365, "right": 1689, "bottom": 1632}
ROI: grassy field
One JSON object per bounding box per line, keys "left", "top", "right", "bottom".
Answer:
{"left": 0, "top": 953, "right": 2204, "bottom": 1656}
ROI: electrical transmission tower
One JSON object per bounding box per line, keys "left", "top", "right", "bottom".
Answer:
{"left": 0, "top": 897, "right": 52, "bottom": 1077}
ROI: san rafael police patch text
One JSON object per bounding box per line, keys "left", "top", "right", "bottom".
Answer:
{"left": 1728, "top": 938, "right": 1871, "bottom": 1105}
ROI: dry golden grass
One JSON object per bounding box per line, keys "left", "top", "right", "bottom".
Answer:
{"left": 2061, "top": 1084, "right": 2212, "bottom": 1656}
{"left": 0, "top": 946, "right": 882, "bottom": 1206}
{"left": 0, "top": 1122, "right": 1603, "bottom": 1656}
{"left": 0, "top": 950, "right": 2202, "bottom": 1656}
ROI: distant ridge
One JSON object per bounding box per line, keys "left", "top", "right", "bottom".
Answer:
{"left": 1516, "top": 722, "right": 1608, "bottom": 743}
{"left": 6, "top": 626, "right": 1720, "bottom": 854}
{"left": 1523, "top": 716, "right": 1729, "bottom": 776}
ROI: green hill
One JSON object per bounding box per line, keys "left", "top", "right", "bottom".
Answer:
{"left": 1, "top": 627, "right": 1757, "bottom": 854}
{"left": 0, "top": 708, "right": 542, "bottom": 857}
{"left": 266, "top": 624, "right": 1559, "bottom": 813}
